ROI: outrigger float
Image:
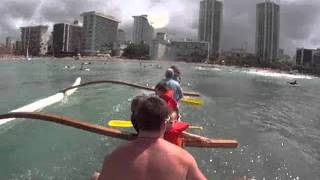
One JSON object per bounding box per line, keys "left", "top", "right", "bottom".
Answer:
{"left": 0, "top": 80, "right": 238, "bottom": 149}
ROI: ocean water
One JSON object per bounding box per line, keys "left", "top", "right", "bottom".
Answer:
{"left": 0, "top": 59, "right": 319, "bottom": 180}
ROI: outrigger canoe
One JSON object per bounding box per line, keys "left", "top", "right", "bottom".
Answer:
{"left": 0, "top": 112, "right": 238, "bottom": 148}
{"left": 0, "top": 80, "right": 238, "bottom": 148}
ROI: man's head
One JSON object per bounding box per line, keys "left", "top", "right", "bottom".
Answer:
{"left": 170, "top": 66, "right": 181, "bottom": 76}
{"left": 155, "top": 81, "right": 170, "bottom": 96}
{"left": 135, "top": 96, "right": 169, "bottom": 132}
{"left": 165, "top": 68, "right": 174, "bottom": 79}
{"left": 131, "top": 95, "right": 147, "bottom": 113}
{"left": 131, "top": 95, "right": 148, "bottom": 133}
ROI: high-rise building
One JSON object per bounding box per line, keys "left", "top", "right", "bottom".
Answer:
{"left": 198, "top": 0, "right": 223, "bottom": 57}
{"left": 256, "top": 0, "right": 280, "bottom": 64}
{"left": 117, "top": 29, "right": 126, "bottom": 44}
{"left": 5, "top": 37, "right": 13, "bottom": 53}
{"left": 6, "top": 37, "right": 12, "bottom": 48}
{"left": 132, "top": 15, "right": 154, "bottom": 45}
{"left": 81, "top": 11, "right": 120, "bottom": 54}
{"left": 15, "top": 41, "right": 23, "bottom": 55}
{"left": 53, "top": 23, "right": 82, "bottom": 55}
{"left": 20, "top": 25, "right": 50, "bottom": 56}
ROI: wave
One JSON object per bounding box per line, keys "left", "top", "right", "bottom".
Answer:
{"left": 195, "top": 66, "right": 221, "bottom": 71}
{"left": 246, "top": 69, "right": 314, "bottom": 80}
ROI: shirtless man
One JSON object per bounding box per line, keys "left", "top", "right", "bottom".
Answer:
{"left": 93, "top": 96, "right": 206, "bottom": 180}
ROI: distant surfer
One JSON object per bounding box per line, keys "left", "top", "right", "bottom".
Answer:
{"left": 80, "top": 63, "right": 84, "bottom": 70}
{"left": 80, "top": 63, "right": 90, "bottom": 71}
{"left": 92, "top": 96, "right": 206, "bottom": 180}
{"left": 288, "top": 80, "right": 298, "bottom": 85}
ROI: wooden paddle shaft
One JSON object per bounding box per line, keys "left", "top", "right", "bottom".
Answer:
{"left": 0, "top": 112, "right": 238, "bottom": 148}
{"left": 61, "top": 80, "right": 200, "bottom": 97}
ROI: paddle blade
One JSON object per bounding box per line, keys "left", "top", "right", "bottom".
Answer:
{"left": 108, "top": 120, "right": 204, "bottom": 130}
{"left": 181, "top": 97, "right": 203, "bottom": 106}
{"left": 189, "top": 126, "right": 203, "bottom": 130}
{"left": 108, "top": 120, "right": 133, "bottom": 128}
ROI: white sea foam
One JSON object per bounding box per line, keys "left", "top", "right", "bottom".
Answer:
{"left": 0, "top": 77, "right": 81, "bottom": 126}
{"left": 246, "top": 69, "right": 314, "bottom": 80}
{"left": 195, "top": 66, "right": 221, "bottom": 71}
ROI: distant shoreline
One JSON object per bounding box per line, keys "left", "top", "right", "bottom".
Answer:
{"left": 0, "top": 56, "right": 318, "bottom": 78}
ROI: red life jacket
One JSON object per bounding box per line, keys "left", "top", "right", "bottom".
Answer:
{"left": 164, "top": 122, "right": 189, "bottom": 147}
{"left": 159, "top": 90, "right": 177, "bottom": 110}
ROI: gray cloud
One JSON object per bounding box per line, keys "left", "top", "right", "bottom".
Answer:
{"left": 0, "top": 0, "right": 319, "bottom": 55}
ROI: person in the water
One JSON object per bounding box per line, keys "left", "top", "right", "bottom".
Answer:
{"left": 288, "top": 80, "right": 298, "bottom": 85}
{"left": 92, "top": 96, "right": 206, "bottom": 180}
{"left": 160, "top": 68, "right": 184, "bottom": 102}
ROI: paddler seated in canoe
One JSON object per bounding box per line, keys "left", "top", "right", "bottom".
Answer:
{"left": 155, "top": 82, "right": 209, "bottom": 147}
{"left": 155, "top": 81, "right": 180, "bottom": 118}
{"left": 92, "top": 96, "right": 206, "bottom": 180}
{"left": 159, "top": 68, "right": 184, "bottom": 103}
{"left": 170, "top": 65, "right": 182, "bottom": 84}
{"left": 165, "top": 107, "right": 212, "bottom": 147}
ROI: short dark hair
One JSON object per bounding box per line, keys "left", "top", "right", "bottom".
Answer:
{"left": 131, "top": 95, "right": 148, "bottom": 133}
{"left": 165, "top": 68, "right": 174, "bottom": 79}
{"left": 155, "top": 81, "right": 170, "bottom": 93}
{"left": 135, "top": 96, "right": 169, "bottom": 131}
{"left": 131, "top": 95, "right": 147, "bottom": 113}
{"left": 170, "top": 66, "right": 181, "bottom": 76}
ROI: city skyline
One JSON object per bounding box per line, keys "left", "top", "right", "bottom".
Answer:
{"left": 0, "top": 0, "right": 320, "bottom": 55}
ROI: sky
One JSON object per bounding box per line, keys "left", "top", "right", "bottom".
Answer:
{"left": 0, "top": 0, "right": 320, "bottom": 55}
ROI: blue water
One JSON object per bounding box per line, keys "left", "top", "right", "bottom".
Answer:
{"left": 0, "top": 59, "right": 319, "bottom": 179}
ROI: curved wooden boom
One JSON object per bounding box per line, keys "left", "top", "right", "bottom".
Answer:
{"left": 61, "top": 80, "right": 200, "bottom": 97}
{"left": 0, "top": 112, "right": 238, "bottom": 148}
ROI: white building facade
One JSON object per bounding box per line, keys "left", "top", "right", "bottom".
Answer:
{"left": 81, "top": 11, "right": 120, "bottom": 54}
{"left": 20, "top": 25, "right": 50, "bottom": 56}
{"left": 132, "top": 15, "right": 154, "bottom": 45}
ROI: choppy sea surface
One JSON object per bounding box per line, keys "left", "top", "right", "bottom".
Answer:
{"left": 0, "top": 58, "right": 319, "bottom": 180}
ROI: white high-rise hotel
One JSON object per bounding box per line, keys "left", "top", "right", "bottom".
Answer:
{"left": 198, "top": 0, "right": 223, "bottom": 57}
{"left": 256, "top": 0, "right": 280, "bottom": 63}
{"left": 81, "top": 11, "right": 120, "bottom": 54}
{"left": 132, "top": 15, "right": 154, "bottom": 45}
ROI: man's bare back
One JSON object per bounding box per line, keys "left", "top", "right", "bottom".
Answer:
{"left": 97, "top": 137, "right": 206, "bottom": 180}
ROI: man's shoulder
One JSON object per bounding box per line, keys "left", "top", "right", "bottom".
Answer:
{"left": 106, "top": 141, "right": 134, "bottom": 158}
{"left": 167, "top": 79, "right": 180, "bottom": 86}
{"left": 160, "top": 139, "right": 194, "bottom": 159}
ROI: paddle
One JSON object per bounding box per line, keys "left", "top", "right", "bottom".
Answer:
{"left": 108, "top": 120, "right": 204, "bottom": 130}
{"left": 181, "top": 97, "right": 203, "bottom": 106}
{"left": 0, "top": 112, "right": 238, "bottom": 148}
